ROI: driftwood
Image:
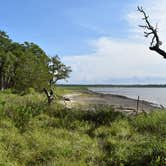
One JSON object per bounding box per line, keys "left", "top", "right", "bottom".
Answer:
{"left": 62, "top": 96, "right": 71, "bottom": 107}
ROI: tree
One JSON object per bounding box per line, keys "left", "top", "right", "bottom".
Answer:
{"left": 0, "top": 30, "right": 71, "bottom": 93}
{"left": 138, "top": 6, "right": 166, "bottom": 58}
{"left": 0, "top": 31, "right": 13, "bottom": 90}
{"left": 49, "top": 55, "right": 72, "bottom": 86}
{"left": 14, "top": 42, "right": 51, "bottom": 91}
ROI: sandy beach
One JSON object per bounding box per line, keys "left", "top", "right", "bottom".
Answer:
{"left": 63, "top": 89, "right": 160, "bottom": 114}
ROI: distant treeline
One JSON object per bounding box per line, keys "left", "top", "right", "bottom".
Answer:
{"left": 57, "top": 84, "right": 166, "bottom": 88}
{"left": 0, "top": 31, "right": 71, "bottom": 92}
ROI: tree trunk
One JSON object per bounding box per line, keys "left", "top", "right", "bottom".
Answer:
{"left": 43, "top": 88, "right": 54, "bottom": 104}
{"left": 1, "top": 75, "right": 4, "bottom": 91}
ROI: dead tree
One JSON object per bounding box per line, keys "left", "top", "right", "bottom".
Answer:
{"left": 63, "top": 96, "right": 71, "bottom": 106}
{"left": 43, "top": 88, "right": 54, "bottom": 104}
{"left": 138, "top": 6, "right": 166, "bottom": 58}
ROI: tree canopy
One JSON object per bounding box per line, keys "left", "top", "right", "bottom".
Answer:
{"left": 49, "top": 55, "right": 72, "bottom": 86}
{"left": 0, "top": 31, "right": 71, "bottom": 92}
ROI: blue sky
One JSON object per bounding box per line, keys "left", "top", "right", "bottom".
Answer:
{"left": 0, "top": 0, "right": 133, "bottom": 55}
{"left": 1, "top": 0, "right": 166, "bottom": 84}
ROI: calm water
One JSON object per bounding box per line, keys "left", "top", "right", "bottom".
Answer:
{"left": 89, "top": 87, "right": 166, "bottom": 106}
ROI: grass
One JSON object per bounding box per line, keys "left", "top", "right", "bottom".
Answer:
{"left": 0, "top": 88, "right": 165, "bottom": 165}
{"left": 55, "top": 85, "right": 87, "bottom": 96}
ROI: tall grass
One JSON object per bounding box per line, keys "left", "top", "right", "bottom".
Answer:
{"left": 0, "top": 90, "right": 165, "bottom": 165}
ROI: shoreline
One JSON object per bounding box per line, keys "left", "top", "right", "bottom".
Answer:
{"left": 63, "top": 88, "right": 161, "bottom": 114}
{"left": 87, "top": 89, "right": 160, "bottom": 106}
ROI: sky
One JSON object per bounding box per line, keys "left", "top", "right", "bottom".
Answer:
{"left": 1, "top": 0, "right": 166, "bottom": 84}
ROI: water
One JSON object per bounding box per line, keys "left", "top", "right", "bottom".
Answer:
{"left": 89, "top": 87, "right": 166, "bottom": 106}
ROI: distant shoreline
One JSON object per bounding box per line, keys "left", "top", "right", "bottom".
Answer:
{"left": 87, "top": 88, "right": 160, "bottom": 108}
{"left": 57, "top": 84, "right": 166, "bottom": 88}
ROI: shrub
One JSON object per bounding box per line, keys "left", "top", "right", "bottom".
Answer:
{"left": 24, "top": 128, "right": 101, "bottom": 165}
{"left": 5, "top": 104, "right": 46, "bottom": 132}
{"left": 0, "top": 119, "right": 29, "bottom": 165}
{"left": 80, "top": 105, "right": 124, "bottom": 127}
{"left": 99, "top": 133, "right": 166, "bottom": 166}
{"left": 0, "top": 88, "right": 13, "bottom": 94}
{"left": 131, "top": 110, "right": 166, "bottom": 136}
{"left": 24, "top": 87, "right": 36, "bottom": 95}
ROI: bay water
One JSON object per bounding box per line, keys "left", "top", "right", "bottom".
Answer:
{"left": 89, "top": 87, "right": 166, "bottom": 106}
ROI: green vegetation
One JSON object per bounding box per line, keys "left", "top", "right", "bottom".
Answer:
{"left": 0, "top": 30, "right": 165, "bottom": 165}
{"left": 0, "top": 31, "right": 71, "bottom": 92}
{"left": 0, "top": 88, "right": 165, "bottom": 166}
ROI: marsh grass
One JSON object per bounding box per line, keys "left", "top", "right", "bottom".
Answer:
{"left": 0, "top": 90, "right": 165, "bottom": 165}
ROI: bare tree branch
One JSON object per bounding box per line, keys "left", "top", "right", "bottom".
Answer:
{"left": 137, "top": 6, "right": 166, "bottom": 58}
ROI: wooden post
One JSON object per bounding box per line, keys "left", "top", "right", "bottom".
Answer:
{"left": 136, "top": 96, "right": 140, "bottom": 114}
{"left": 141, "top": 100, "right": 144, "bottom": 112}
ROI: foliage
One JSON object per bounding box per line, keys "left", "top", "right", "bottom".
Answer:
{"left": 0, "top": 91, "right": 166, "bottom": 165}
{"left": 0, "top": 31, "right": 71, "bottom": 92}
{"left": 130, "top": 110, "right": 166, "bottom": 136}
{"left": 49, "top": 55, "right": 72, "bottom": 85}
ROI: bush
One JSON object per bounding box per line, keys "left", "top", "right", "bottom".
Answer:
{"left": 131, "top": 110, "right": 166, "bottom": 136}
{"left": 5, "top": 104, "right": 46, "bottom": 132}
{"left": 80, "top": 105, "right": 125, "bottom": 126}
{"left": 24, "top": 128, "right": 100, "bottom": 165}
{"left": 24, "top": 87, "right": 36, "bottom": 95}
{"left": 0, "top": 88, "right": 13, "bottom": 94}
{"left": 99, "top": 131, "right": 166, "bottom": 166}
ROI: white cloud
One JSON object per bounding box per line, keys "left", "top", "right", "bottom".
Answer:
{"left": 127, "top": 0, "right": 166, "bottom": 48}
{"left": 60, "top": 0, "right": 166, "bottom": 84}
{"left": 61, "top": 37, "right": 166, "bottom": 84}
